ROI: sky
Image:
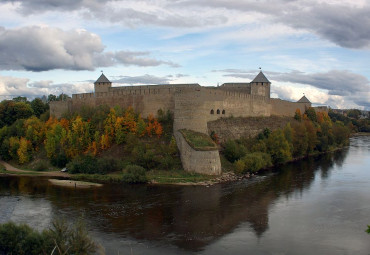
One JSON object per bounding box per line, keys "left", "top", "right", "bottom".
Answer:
{"left": 0, "top": 0, "right": 369, "bottom": 110}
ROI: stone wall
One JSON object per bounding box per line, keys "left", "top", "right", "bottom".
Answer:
{"left": 174, "top": 131, "right": 221, "bottom": 175}
{"left": 208, "top": 116, "right": 294, "bottom": 143}
{"left": 270, "top": 98, "right": 310, "bottom": 117}
{"left": 49, "top": 100, "right": 71, "bottom": 118}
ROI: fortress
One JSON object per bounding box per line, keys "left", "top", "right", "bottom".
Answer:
{"left": 50, "top": 72, "right": 311, "bottom": 175}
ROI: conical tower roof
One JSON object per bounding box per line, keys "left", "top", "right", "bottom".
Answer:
{"left": 251, "top": 71, "right": 270, "bottom": 83}
{"left": 95, "top": 73, "right": 111, "bottom": 83}
{"left": 297, "top": 95, "right": 311, "bottom": 103}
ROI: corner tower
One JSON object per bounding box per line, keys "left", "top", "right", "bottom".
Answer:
{"left": 250, "top": 71, "right": 271, "bottom": 98}
{"left": 94, "top": 73, "right": 112, "bottom": 93}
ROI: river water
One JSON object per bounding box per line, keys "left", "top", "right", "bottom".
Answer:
{"left": 0, "top": 136, "right": 369, "bottom": 254}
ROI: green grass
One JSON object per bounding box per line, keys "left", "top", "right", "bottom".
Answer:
{"left": 179, "top": 129, "right": 218, "bottom": 151}
{"left": 70, "top": 170, "right": 216, "bottom": 185}
{"left": 70, "top": 173, "right": 123, "bottom": 184}
{"left": 147, "top": 169, "right": 216, "bottom": 184}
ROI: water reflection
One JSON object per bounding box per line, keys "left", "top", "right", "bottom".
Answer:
{"left": 0, "top": 143, "right": 354, "bottom": 253}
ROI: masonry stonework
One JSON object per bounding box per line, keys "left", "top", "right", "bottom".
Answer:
{"left": 50, "top": 72, "right": 311, "bottom": 175}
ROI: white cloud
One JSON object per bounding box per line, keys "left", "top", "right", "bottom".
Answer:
{"left": 0, "top": 26, "right": 179, "bottom": 71}
{"left": 0, "top": 74, "right": 93, "bottom": 99}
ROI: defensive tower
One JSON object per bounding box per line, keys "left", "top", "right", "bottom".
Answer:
{"left": 94, "top": 73, "right": 112, "bottom": 93}
{"left": 250, "top": 71, "right": 271, "bottom": 98}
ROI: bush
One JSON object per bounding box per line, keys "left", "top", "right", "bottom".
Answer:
{"left": 0, "top": 222, "right": 50, "bottom": 255}
{"left": 50, "top": 152, "right": 69, "bottom": 168}
{"left": 34, "top": 161, "right": 48, "bottom": 171}
{"left": 0, "top": 219, "right": 97, "bottom": 255}
{"left": 122, "top": 165, "right": 148, "bottom": 183}
{"left": 67, "top": 155, "right": 120, "bottom": 174}
{"left": 234, "top": 152, "right": 271, "bottom": 174}
{"left": 244, "top": 152, "right": 271, "bottom": 172}
{"left": 223, "top": 140, "right": 247, "bottom": 162}
{"left": 158, "top": 155, "right": 177, "bottom": 170}
{"left": 66, "top": 154, "right": 98, "bottom": 174}
{"left": 96, "top": 157, "right": 119, "bottom": 174}
{"left": 234, "top": 159, "right": 245, "bottom": 174}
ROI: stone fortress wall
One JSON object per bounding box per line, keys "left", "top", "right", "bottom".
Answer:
{"left": 50, "top": 72, "right": 311, "bottom": 175}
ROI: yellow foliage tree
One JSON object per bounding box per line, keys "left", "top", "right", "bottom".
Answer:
{"left": 17, "top": 137, "right": 30, "bottom": 164}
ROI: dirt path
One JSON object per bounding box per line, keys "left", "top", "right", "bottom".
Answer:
{"left": 0, "top": 161, "right": 69, "bottom": 177}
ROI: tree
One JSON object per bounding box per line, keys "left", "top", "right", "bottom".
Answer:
{"left": 347, "top": 109, "right": 361, "bottom": 119}
{"left": 291, "top": 122, "right": 308, "bottom": 157}
{"left": 31, "top": 98, "right": 48, "bottom": 117}
{"left": 294, "top": 108, "right": 302, "bottom": 121}
{"left": 305, "top": 107, "right": 317, "bottom": 122}
{"left": 17, "top": 137, "right": 30, "bottom": 164}
{"left": 12, "top": 96, "right": 27, "bottom": 103}
{"left": 0, "top": 101, "right": 33, "bottom": 128}
{"left": 267, "top": 130, "right": 292, "bottom": 164}
{"left": 47, "top": 94, "right": 58, "bottom": 102}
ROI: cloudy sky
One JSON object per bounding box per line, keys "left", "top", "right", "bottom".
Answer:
{"left": 0, "top": 0, "right": 369, "bottom": 109}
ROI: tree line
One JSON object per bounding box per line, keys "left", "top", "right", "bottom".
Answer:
{"left": 222, "top": 108, "right": 352, "bottom": 174}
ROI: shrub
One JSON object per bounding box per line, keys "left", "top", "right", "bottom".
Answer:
{"left": 158, "top": 155, "right": 177, "bottom": 170}
{"left": 0, "top": 219, "right": 97, "bottom": 255}
{"left": 233, "top": 152, "right": 272, "bottom": 175}
{"left": 223, "top": 140, "right": 246, "bottom": 162}
{"left": 34, "top": 161, "right": 48, "bottom": 171}
{"left": 242, "top": 152, "right": 272, "bottom": 173}
{"left": 50, "top": 152, "right": 69, "bottom": 168}
{"left": 96, "top": 157, "right": 119, "bottom": 174}
{"left": 66, "top": 154, "right": 98, "bottom": 174}
{"left": 122, "top": 165, "right": 148, "bottom": 183}
{"left": 0, "top": 222, "right": 50, "bottom": 255}
{"left": 234, "top": 159, "right": 245, "bottom": 174}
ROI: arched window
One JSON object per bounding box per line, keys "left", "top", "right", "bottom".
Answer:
{"left": 217, "top": 109, "right": 220, "bottom": 114}
{"left": 210, "top": 109, "right": 214, "bottom": 114}
{"left": 222, "top": 110, "right": 225, "bottom": 114}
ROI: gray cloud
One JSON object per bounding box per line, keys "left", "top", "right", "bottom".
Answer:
{"left": 112, "top": 74, "right": 173, "bottom": 85}
{"left": 5, "top": 0, "right": 227, "bottom": 28}
{"left": 218, "top": 69, "right": 370, "bottom": 109}
{"left": 175, "top": 0, "right": 370, "bottom": 49}
{"left": 6, "top": 1, "right": 370, "bottom": 48}
{"left": 0, "top": 26, "right": 179, "bottom": 71}
{"left": 270, "top": 70, "right": 370, "bottom": 96}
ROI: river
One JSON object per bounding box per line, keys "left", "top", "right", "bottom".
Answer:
{"left": 0, "top": 136, "right": 369, "bottom": 254}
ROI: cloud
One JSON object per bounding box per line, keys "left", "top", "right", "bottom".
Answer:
{"left": 5, "top": 1, "right": 370, "bottom": 48}
{"left": 0, "top": 26, "right": 179, "bottom": 71}
{"left": 173, "top": 0, "right": 370, "bottom": 49}
{"left": 218, "top": 69, "right": 370, "bottom": 110}
{"left": 0, "top": 75, "right": 93, "bottom": 100}
{"left": 4, "top": 0, "right": 227, "bottom": 28}
{"left": 112, "top": 74, "right": 173, "bottom": 85}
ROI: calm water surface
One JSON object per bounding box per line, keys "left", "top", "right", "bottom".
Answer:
{"left": 0, "top": 136, "right": 369, "bottom": 254}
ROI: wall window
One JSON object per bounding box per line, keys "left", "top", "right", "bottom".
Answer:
{"left": 210, "top": 109, "right": 214, "bottom": 114}
{"left": 217, "top": 109, "right": 220, "bottom": 114}
{"left": 222, "top": 110, "right": 225, "bottom": 114}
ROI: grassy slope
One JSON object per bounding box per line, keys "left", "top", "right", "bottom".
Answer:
{"left": 179, "top": 129, "right": 218, "bottom": 151}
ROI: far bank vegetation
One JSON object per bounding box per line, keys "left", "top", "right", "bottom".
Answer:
{"left": 220, "top": 108, "right": 356, "bottom": 174}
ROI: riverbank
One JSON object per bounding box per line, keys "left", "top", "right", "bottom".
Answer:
{"left": 1, "top": 134, "right": 368, "bottom": 186}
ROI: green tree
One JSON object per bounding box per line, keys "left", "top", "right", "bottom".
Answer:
{"left": 291, "top": 122, "right": 308, "bottom": 157}
{"left": 223, "top": 140, "right": 247, "bottom": 162}
{"left": 12, "top": 96, "right": 27, "bottom": 103}
{"left": 266, "top": 130, "right": 292, "bottom": 164}
{"left": 305, "top": 107, "right": 317, "bottom": 122}
{"left": 31, "top": 98, "right": 48, "bottom": 117}
{"left": 47, "top": 94, "right": 58, "bottom": 102}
